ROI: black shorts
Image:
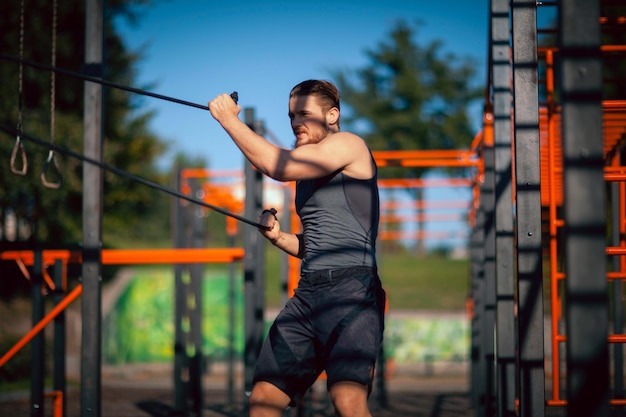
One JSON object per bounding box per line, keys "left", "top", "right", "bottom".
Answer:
{"left": 253, "top": 266, "right": 386, "bottom": 405}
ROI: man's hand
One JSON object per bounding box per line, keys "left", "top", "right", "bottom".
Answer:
{"left": 259, "top": 208, "right": 281, "bottom": 244}
{"left": 208, "top": 93, "right": 241, "bottom": 123}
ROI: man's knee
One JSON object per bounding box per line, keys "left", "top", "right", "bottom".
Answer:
{"left": 249, "top": 381, "right": 291, "bottom": 417}
{"left": 329, "top": 381, "right": 371, "bottom": 417}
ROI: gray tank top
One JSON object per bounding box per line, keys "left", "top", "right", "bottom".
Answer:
{"left": 295, "top": 167, "right": 379, "bottom": 273}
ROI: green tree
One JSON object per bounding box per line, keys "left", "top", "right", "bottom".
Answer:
{"left": 0, "top": 0, "right": 167, "bottom": 250}
{"left": 332, "top": 20, "right": 482, "bottom": 254}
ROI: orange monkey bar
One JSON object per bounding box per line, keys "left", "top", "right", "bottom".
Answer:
{"left": 381, "top": 199, "right": 471, "bottom": 210}
{"left": 373, "top": 149, "right": 480, "bottom": 168}
{"left": 379, "top": 230, "right": 468, "bottom": 241}
{"left": 377, "top": 177, "right": 473, "bottom": 189}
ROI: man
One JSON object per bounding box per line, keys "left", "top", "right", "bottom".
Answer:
{"left": 209, "top": 79, "right": 385, "bottom": 417}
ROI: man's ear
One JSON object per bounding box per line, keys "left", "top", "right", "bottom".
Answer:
{"left": 326, "top": 107, "right": 339, "bottom": 126}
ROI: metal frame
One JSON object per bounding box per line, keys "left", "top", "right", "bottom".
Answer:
{"left": 559, "top": 1, "right": 609, "bottom": 416}
{"left": 511, "top": 1, "right": 546, "bottom": 416}
{"left": 80, "top": 0, "right": 104, "bottom": 415}
{"left": 243, "top": 107, "right": 266, "bottom": 403}
{"left": 491, "top": 0, "right": 516, "bottom": 415}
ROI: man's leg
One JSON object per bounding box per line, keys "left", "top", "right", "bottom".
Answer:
{"left": 329, "top": 381, "right": 372, "bottom": 417}
{"left": 249, "top": 381, "right": 291, "bottom": 417}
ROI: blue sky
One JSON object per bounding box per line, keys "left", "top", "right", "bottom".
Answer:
{"left": 114, "top": 0, "right": 491, "bottom": 249}
{"left": 115, "top": 0, "right": 489, "bottom": 171}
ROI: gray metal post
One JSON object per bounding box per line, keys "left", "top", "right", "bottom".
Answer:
{"left": 227, "top": 230, "right": 236, "bottom": 404}
{"left": 30, "top": 250, "right": 45, "bottom": 417}
{"left": 511, "top": 1, "right": 545, "bottom": 416}
{"left": 243, "top": 107, "right": 265, "bottom": 400}
{"left": 53, "top": 259, "right": 67, "bottom": 417}
{"left": 173, "top": 164, "right": 186, "bottom": 412}
{"left": 470, "top": 202, "right": 487, "bottom": 414}
{"left": 559, "top": 1, "right": 609, "bottom": 416}
{"left": 81, "top": 0, "right": 104, "bottom": 415}
{"left": 491, "top": 0, "right": 516, "bottom": 415}
{"left": 482, "top": 118, "right": 497, "bottom": 417}
{"left": 188, "top": 179, "right": 205, "bottom": 416}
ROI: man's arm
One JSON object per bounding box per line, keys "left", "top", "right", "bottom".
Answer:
{"left": 270, "top": 232, "right": 305, "bottom": 259}
{"left": 258, "top": 209, "right": 304, "bottom": 258}
{"left": 208, "top": 93, "right": 367, "bottom": 181}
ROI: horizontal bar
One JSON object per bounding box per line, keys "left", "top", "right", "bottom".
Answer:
{"left": 377, "top": 178, "right": 473, "bottom": 188}
{"left": 0, "top": 248, "right": 245, "bottom": 267}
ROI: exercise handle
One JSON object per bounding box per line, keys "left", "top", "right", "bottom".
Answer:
{"left": 10, "top": 135, "right": 28, "bottom": 175}
{"left": 41, "top": 149, "right": 62, "bottom": 189}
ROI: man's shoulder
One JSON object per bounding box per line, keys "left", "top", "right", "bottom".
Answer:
{"left": 325, "top": 131, "right": 369, "bottom": 151}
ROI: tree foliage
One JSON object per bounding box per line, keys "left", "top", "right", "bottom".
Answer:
{"left": 332, "top": 20, "right": 483, "bottom": 180}
{"left": 0, "top": 0, "right": 168, "bottom": 249}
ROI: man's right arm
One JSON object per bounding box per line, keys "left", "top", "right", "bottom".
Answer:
{"left": 258, "top": 210, "right": 304, "bottom": 258}
{"left": 270, "top": 232, "right": 304, "bottom": 259}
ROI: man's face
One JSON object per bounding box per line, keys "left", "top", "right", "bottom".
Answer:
{"left": 288, "top": 94, "right": 331, "bottom": 147}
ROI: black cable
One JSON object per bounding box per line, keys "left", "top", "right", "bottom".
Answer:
{"left": 0, "top": 53, "right": 219, "bottom": 111}
{"left": 0, "top": 124, "right": 270, "bottom": 231}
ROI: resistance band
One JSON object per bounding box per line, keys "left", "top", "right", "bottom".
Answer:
{"left": 0, "top": 124, "right": 270, "bottom": 231}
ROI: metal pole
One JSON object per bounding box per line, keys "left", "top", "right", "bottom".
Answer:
{"left": 470, "top": 202, "right": 487, "bottom": 415}
{"left": 80, "top": 2, "right": 104, "bottom": 415}
{"left": 173, "top": 164, "right": 187, "bottom": 412}
{"left": 559, "top": 1, "right": 609, "bottom": 416}
{"left": 481, "top": 135, "right": 496, "bottom": 417}
{"left": 53, "top": 259, "right": 67, "bottom": 417}
{"left": 243, "top": 107, "right": 265, "bottom": 402}
{"left": 227, "top": 230, "right": 236, "bottom": 404}
{"left": 491, "top": 1, "right": 516, "bottom": 415}
{"left": 511, "top": 1, "right": 545, "bottom": 416}
{"left": 189, "top": 179, "right": 205, "bottom": 416}
{"left": 30, "top": 250, "right": 45, "bottom": 417}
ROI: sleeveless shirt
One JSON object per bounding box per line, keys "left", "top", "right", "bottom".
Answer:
{"left": 295, "top": 167, "right": 379, "bottom": 273}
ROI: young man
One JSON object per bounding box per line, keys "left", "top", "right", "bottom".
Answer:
{"left": 209, "top": 79, "right": 385, "bottom": 417}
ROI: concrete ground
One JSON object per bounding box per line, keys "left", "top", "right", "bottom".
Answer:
{"left": 0, "top": 361, "right": 475, "bottom": 416}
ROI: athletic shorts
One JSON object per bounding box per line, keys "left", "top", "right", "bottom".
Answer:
{"left": 253, "top": 266, "right": 386, "bottom": 405}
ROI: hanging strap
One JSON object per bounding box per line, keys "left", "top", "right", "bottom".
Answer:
{"left": 11, "top": 0, "right": 27, "bottom": 176}
{"left": 41, "top": 0, "right": 62, "bottom": 189}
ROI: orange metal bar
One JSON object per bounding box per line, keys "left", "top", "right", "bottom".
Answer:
{"left": 546, "top": 48, "right": 562, "bottom": 401}
{"left": 44, "top": 390, "right": 63, "bottom": 417}
{"left": 381, "top": 199, "right": 470, "bottom": 210}
{"left": 607, "top": 247, "right": 626, "bottom": 255}
{"left": 1, "top": 248, "right": 244, "bottom": 267}
{"left": 379, "top": 230, "right": 468, "bottom": 241}
{"left": 373, "top": 149, "right": 478, "bottom": 159}
{"left": 181, "top": 168, "right": 243, "bottom": 179}
{"left": 0, "top": 284, "right": 83, "bottom": 368}
{"left": 376, "top": 159, "right": 480, "bottom": 168}
{"left": 380, "top": 212, "right": 465, "bottom": 223}
{"left": 377, "top": 178, "right": 472, "bottom": 188}
{"left": 538, "top": 44, "right": 626, "bottom": 54}
{"left": 101, "top": 248, "right": 244, "bottom": 264}
{"left": 621, "top": 167, "right": 626, "bottom": 291}
{"left": 604, "top": 173, "right": 626, "bottom": 182}
{"left": 288, "top": 182, "right": 301, "bottom": 298}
